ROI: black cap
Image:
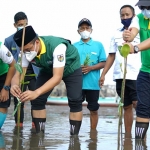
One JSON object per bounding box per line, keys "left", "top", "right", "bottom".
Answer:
{"left": 14, "top": 25, "right": 36, "bottom": 47}
{"left": 78, "top": 18, "right": 92, "bottom": 28}
{"left": 135, "top": 0, "right": 150, "bottom": 6}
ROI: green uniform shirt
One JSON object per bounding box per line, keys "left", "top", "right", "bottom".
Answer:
{"left": 32, "top": 36, "right": 81, "bottom": 77}
{"left": 0, "top": 42, "right": 9, "bottom": 76}
{"left": 138, "top": 13, "right": 150, "bottom": 73}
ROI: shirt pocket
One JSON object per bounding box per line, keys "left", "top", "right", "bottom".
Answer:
{"left": 90, "top": 51, "right": 98, "bottom": 65}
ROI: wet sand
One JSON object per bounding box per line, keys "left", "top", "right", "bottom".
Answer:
{"left": 0, "top": 101, "right": 149, "bottom": 150}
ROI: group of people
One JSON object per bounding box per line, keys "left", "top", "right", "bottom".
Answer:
{"left": 0, "top": 0, "right": 150, "bottom": 144}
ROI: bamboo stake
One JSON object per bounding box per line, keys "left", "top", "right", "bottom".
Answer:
{"left": 17, "top": 25, "right": 26, "bottom": 129}
{"left": 117, "top": 57, "right": 127, "bottom": 150}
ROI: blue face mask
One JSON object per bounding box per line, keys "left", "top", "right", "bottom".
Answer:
{"left": 121, "top": 17, "right": 133, "bottom": 30}
{"left": 17, "top": 26, "right": 24, "bottom": 31}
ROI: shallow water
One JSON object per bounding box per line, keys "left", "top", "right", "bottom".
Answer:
{"left": 0, "top": 101, "right": 149, "bottom": 150}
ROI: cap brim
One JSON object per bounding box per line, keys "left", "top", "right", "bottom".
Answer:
{"left": 135, "top": 1, "right": 150, "bottom": 6}
{"left": 78, "top": 21, "right": 91, "bottom": 27}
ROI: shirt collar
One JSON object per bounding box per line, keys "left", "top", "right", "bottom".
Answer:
{"left": 36, "top": 37, "right": 46, "bottom": 59}
{"left": 79, "top": 38, "right": 93, "bottom": 46}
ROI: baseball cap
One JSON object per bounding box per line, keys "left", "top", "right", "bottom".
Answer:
{"left": 135, "top": 0, "right": 150, "bottom": 6}
{"left": 78, "top": 18, "right": 92, "bottom": 28}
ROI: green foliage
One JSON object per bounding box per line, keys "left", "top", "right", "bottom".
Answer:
{"left": 118, "top": 44, "right": 130, "bottom": 58}
{"left": 83, "top": 53, "right": 94, "bottom": 66}
{"left": 15, "top": 63, "right": 23, "bottom": 74}
{"left": 25, "top": 74, "right": 36, "bottom": 77}
{"left": 20, "top": 81, "right": 30, "bottom": 85}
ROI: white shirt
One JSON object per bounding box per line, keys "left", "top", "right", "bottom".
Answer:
{"left": 0, "top": 44, "right": 13, "bottom": 64}
{"left": 109, "top": 17, "right": 141, "bottom": 81}
{"left": 22, "top": 43, "right": 66, "bottom": 68}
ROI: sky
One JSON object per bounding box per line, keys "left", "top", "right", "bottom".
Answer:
{"left": 0, "top": 0, "right": 141, "bottom": 85}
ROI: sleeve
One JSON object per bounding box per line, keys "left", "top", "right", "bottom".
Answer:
{"left": 53, "top": 44, "right": 66, "bottom": 68}
{"left": 0, "top": 44, "right": 13, "bottom": 64}
{"left": 19, "top": 52, "right": 29, "bottom": 67}
{"left": 131, "top": 33, "right": 140, "bottom": 45}
{"left": 109, "top": 36, "right": 118, "bottom": 53}
{"left": 129, "top": 16, "right": 139, "bottom": 30}
{"left": 99, "top": 43, "right": 106, "bottom": 62}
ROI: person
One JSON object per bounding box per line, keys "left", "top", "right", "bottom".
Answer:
{"left": 10, "top": 25, "right": 83, "bottom": 135}
{"left": 0, "top": 42, "right": 15, "bottom": 129}
{"left": 123, "top": 0, "right": 150, "bottom": 139}
{"left": 4, "top": 12, "right": 39, "bottom": 128}
{"left": 100, "top": 5, "right": 140, "bottom": 133}
{"left": 74, "top": 18, "right": 106, "bottom": 129}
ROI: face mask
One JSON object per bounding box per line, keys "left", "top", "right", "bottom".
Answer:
{"left": 142, "top": 9, "right": 150, "bottom": 18}
{"left": 25, "top": 43, "right": 38, "bottom": 62}
{"left": 80, "top": 30, "right": 91, "bottom": 39}
{"left": 121, "top": 17, "right": 133, "bottom": 29}
{"left": 17, "top": 26, "right": 24, "bottom": 31}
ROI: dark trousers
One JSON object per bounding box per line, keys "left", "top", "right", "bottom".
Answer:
{"left": 31, "top": 68, "right": 83, "bottom": 112}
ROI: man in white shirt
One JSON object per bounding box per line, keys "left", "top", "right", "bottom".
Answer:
{"left": 100, "top": 5, "right": 141, "bottom": 133}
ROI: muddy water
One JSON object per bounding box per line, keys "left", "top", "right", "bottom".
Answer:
{"left": 0, "top": 101, "right": 149, "bottom": 150}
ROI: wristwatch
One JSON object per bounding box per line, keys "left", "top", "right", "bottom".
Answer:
{"left": 3, "top": 85, "right": 10, "bottom": 91}
{"left": 134, "top": 45, "right": 139, "bottom": 53}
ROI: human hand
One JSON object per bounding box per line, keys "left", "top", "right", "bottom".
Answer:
{"left": 0, "top": 89, "right": 9, "bottom": 102}
{"left": 19, "top": 90, "right": 40, "bottom": 102}
{"left": 122, "top": 28, "right": 132, "bottom": 41}
{"left": 99, "top": 75, "right": 105, "bottom": 88}
{"left": 81, "top": 65, "right": 92, "bottom": 74}
{"left": 10, "top": 85, "right": 21, "bottom": 98}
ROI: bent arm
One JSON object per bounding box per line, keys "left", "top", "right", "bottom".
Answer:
{"left": 137, "top": 38, "right": 150, "bottom": 52}
{"left": 90, "top": 61, "right": 106, "bottom": 70}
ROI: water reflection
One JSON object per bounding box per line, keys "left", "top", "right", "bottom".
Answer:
{"left": 0, "top": 132, "right": 5, "bottom": 150}
{"left": 11, "top": 127, "right": 24, "bottom": 150}
{"left": 29, "top": 133, "right": 45, "bottom": 150}
{"left": 87, "top": 129, "right": 97, "bottom": 150}
{"left": 123, "top": 133, "right": 133, "bottom": 150}
{"left": 68, "top": 135, "right": 81, "bottom": 150}
{"left": 135, "top": 139, "right": 147, "bottom": 150}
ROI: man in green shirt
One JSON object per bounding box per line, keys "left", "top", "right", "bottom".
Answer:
{"left": 123, "top": 0, "right": 150, "bottom": 140}
{"left": 11, "top": 25, "right": 83, "bottom": 135}
{"left": 0, "top": 42, "right": 15, "bottom": 129}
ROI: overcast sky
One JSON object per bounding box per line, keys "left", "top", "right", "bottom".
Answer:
{"left": 0, "top": 0, "right": 141, "bottom": 85}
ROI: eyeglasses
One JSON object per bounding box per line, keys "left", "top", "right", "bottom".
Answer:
{"left": 78, "top": 26, "right": 92, "bottom": 32}
{"left": 139, "top": 6, "right": 150, "bottom": 10}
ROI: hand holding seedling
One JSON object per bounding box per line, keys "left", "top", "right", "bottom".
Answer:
{"left": 81, "top": 65, "right": 92, "bottom": 74}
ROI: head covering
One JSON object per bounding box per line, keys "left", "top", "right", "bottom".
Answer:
{"left": 78, "top": 18, "right": 92, "bottom": 28}
{"left": 13, "top": 25, "right": 36, "bottom": 47}
{"left": 135, "top": 0, "right": 150, "bottom": 6}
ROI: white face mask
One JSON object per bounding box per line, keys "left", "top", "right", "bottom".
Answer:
{"left": 17, "top": 26, "right": 24, "bottom": 31}
{"left": 142, "top": 9, "right": 150, "bottom": 18}
{"left": 80, "top": 30, "right": 91, "bottom": 39}
{"left": 25, "top": 43, "right": 38, "bottom": 62}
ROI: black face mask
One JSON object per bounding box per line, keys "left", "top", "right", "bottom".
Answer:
{"left": 121, "top": 17, "right": 133, "bottom": 30}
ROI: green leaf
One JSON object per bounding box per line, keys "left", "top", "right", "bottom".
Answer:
{"left": 12, "top": 97, "right": 21, "bottom": 116}
{"left": 20, "top": 81, "right": 30, "bottom": 85}
{"left": 15, "top": 63, "right": 23, "bottom": 74}
{"left": 83, "top": 54, "right": 92, "bottom": 66}
{"left": 118, "top": 46, "right": 122, "bottom": 51}
{"left": 25, "top": 74, "right": 36, "bottom": 77}
{"left": 119, "top": 44, "right": 130, "bottom": 58}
